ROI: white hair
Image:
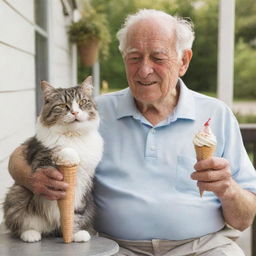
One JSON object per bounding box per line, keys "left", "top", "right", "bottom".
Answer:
{"left": 116, "top": 9, "right": 195, "bottom": 60}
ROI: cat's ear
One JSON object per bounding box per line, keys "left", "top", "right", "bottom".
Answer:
{"left": 40, "top": 81, "right": 55, "bottom": 95}
{"left": 81, "top": 76, "right": 93, "bottom": 96}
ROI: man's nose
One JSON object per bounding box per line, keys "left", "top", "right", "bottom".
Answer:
{"left": 138, "top": 59, "right": 153, "bottom": 78}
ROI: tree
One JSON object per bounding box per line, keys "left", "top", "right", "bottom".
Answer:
{"left": 185, "top": 0, "right": 218, "bottom": 92}
{"left": 235, "top": 0, "right": 256, "bottom": 47}
{"left": 234, "top": 39, "right": 256, "bottom": 99}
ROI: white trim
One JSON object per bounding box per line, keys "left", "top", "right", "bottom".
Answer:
{"left": 71, "top": 7, "right": 80, "bottom": 85}
{"left": 34, "top": 25, "right": 48, "bottom": 38}
{"left": 217, "top": 0, "right": 235, "bottom": 107}
{"left": 71, "top": 44, "right": 78, "bottom": 85}
{"left": 47, "top": 0, "right": 54, "bottom": 83}
{"left": 93, "top": 62, "right": 100, "bottom": 96}
{"left": 73, "top": 9, "right": 81, "bottom": 22}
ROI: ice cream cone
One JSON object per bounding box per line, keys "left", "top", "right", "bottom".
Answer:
{"left": 57, "top": 164, "right": 77, "bottom": 243}
{"left": 194, "top": 145, "right": 216, "bottom": 161}
{"left": 193, "top": 119, "right": 217, "bottom": 197}
{"left": 194, "top": 145, "right": 216, "bottom": 197}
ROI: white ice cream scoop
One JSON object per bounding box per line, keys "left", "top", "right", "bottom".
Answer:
{"left": 53, "top": 147, "right": 80, "bottom": 166}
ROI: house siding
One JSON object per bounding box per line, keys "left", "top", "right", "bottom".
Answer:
{"left": 0, "top": 0, "right": 76, "bottom": 222}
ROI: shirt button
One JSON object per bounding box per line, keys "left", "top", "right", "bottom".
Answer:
{"left": 150, "top": 146, "right": 156, "bottom": 151}
{"left": 151, "top": 129, "right": 156, "bottom": 134}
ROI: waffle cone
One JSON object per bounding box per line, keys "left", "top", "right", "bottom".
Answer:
{"left": 57, "top": 165, "right": 77, "bottom": 243}
{"left": 194, "top": 145, "right": 215, "bottom": 161}
{"left": 194, "top": 145, "right": 216, "bottom": 197}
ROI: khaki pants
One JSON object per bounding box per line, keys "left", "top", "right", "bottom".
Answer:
{"left": 100, "top": 227, "right": 245, "bottom": 256}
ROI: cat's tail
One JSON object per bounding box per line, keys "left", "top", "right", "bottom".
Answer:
{"left": 3, "top": 184, "right": 39, "bottom": 236}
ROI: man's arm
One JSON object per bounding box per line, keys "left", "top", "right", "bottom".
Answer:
{"left": 192, "top": 157, "right": 256, "bottom": 231}
{"left": 9, "top": 145, "right": 68, "bottom": 200}
{"left": 220, "top": 180, "right": 256, "bottom": 230}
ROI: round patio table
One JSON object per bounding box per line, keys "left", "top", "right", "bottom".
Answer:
{"left": 0, "top": 230, "right": 119, "bottom": 256}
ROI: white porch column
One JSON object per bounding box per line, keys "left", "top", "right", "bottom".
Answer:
{"left": 217, "top": 0, "right": 235, "bottom": 107}
{"left": 71, "top": 9, "right": 81, "bottom": 85}
{"left": 93, "top": 61, "right": 100, "bottom": 96}
{"left": 47, "top": 0, "right": 54, "bottom": 83}
{"left": 71, "top": 45, "right": 77, "bottom": 85}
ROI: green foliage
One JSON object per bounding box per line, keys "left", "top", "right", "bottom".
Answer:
{"left": 235, "top": 113, "right": 256, "bottom": 124}
{"left": 233, "top": 0, "right": 256, "bottom": 100}
{"left": 68, "top": 2, "right": 111, "bottom": 60}
{"left": 88, "top": 0, "right": 136, "bottom": 88}
{"left": 234, "top": 39, "right": 256, "bottom": 99}
{"left": 185, "top": 0, "right": 218, "bottom": 92}
{"left": 235, "top": 0, "right": 256, "bottom": 47}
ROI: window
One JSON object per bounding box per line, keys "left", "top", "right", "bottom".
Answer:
{"left": 34, "top": 0, "right": 48, "bottom": 115}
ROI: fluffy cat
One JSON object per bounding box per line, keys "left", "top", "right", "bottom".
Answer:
{"left": 3, "top": 76, "right": 103, "bottom": 243}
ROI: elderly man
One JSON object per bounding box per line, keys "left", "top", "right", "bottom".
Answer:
{"left": 8, "top": 9, "right": 256, "bottom": 256}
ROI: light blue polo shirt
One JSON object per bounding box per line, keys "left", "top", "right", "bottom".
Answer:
{"left": 94, "top": 79, "right": 256, "bottom": 240}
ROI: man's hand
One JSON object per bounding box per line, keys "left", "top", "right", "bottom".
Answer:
{"left": 191, "top": 157, "right": 234, "bottom": 199}
{"left": 191, "top": 157, "right": 256, "bottom": 230}
{"left": 8, "top": 146, "right": 68, "bottom": 201}
{"left": 29, "top": 167, "right": 68, "bottom": 200}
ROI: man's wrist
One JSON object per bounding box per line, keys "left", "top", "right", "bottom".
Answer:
{"left": 218, "top": 178, "right": 240, "bottom": 201}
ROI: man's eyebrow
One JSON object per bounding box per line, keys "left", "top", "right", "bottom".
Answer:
{"left": 124, "top": 48, "right": 168, "bottom": 55}
{"left": 152, "top": 49, "right": 168, "bottom": 55}
{"left": 126, "top": 48, "right": 139, "bottom": 54}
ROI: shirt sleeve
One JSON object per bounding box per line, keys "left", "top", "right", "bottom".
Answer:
{"left": 222, "top": 107, "right": 256, "bottom": 193}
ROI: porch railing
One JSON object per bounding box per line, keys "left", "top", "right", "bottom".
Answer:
{"left": 240, "top": 124, "right": 256, "bottom": 255}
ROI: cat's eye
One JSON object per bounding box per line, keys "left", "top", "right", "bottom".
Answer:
{"left": 58, "top": 104, "right": 68, "bottom": 108}
{"left": 55, "top": 104, "right": 69, "bottom": 111}
{"left": 79, "top": 99, "right": 88, "bottom": 106}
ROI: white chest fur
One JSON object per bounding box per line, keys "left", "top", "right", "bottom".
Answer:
{"left": 35, "top": 121, "right": 103, "bottom": 209}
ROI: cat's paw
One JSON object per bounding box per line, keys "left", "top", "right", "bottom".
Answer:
{"left": 20, "top": 230, "right": 41, "bottom": 242}
{"left": 73, "top": 230, "right": 91, "bottom": 242}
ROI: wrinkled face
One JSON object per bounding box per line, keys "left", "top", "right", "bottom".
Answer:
{"left": 124, "top": 19, "right": 185, "bottom": 105}
{"left": 40, "top": 84, "right": 98, "bottom": 127}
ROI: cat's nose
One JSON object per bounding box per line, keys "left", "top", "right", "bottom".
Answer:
{"left": 71, "top": 111, "right": 79, "bottom": 116}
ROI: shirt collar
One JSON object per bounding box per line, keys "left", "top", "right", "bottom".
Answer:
{"left": 116, "top": 88, "right": 139, "bottom": 119}
{"left": 116, "top": 78, "right": 196, "bottom": 122}
{"left": 174, "top": 78, "right": 196, "bottom": 121}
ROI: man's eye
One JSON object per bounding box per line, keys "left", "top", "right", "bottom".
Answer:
{"left": 128, "top": 56, "right": 140, "bottom": 62}
{"left": 131, "top": 57, "right": 139, "bottom": 60}
{"left": 153, "top": 57, "right": 164, "bottom": 62}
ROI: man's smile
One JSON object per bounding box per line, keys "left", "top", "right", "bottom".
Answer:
{"left": 137, "top": 81, "right": 157, "bottom": 86}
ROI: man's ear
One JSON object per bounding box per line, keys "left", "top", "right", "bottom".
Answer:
{"left": 81, "top": 76, "right": 93, "bottom": 95}
{"left": 179, "top": 49, "right": 193, "bottom": 77}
